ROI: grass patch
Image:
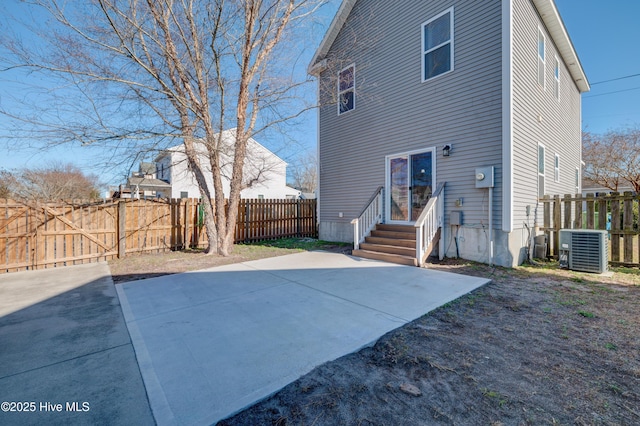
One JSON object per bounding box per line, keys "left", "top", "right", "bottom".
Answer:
{"left": 247, "top": 238, "right": 351, "bottom": 252}
{"left": 578, "top": 310, "right": 596, "bottom": 318}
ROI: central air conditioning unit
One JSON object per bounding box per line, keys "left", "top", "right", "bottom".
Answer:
{"left": 558, "top": 229, "right": 608, "bottom": 273}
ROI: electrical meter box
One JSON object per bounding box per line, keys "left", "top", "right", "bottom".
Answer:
{"left": 450, "top": 211, "right": 462, "bottom": 226}
{"left": 475, "top": 166, "right": 495, "bottom": 188}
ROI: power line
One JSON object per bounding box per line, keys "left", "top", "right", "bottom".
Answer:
{"left": 583, "top": 86, "right": 640, "bottom": 99}
{"left": 591, "top": 73, "right": 640, "bottom": 85}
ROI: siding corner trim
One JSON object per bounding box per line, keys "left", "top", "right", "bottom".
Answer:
{"left": 502, "top": 0, "right": 513, "bottom": 233}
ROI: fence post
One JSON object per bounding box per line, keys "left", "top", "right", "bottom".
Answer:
{"left": 586, "top": 193, "right": 595, "bottom": 229}
{"left": 184, "top": 198, "right": 191, "bottom": 249}
{"left": 553, "top": 195, "right": 561, "bottom": 258}
{"left": 117, "top": 200, "right": 126, "bottom": 259}
{"left": 623, "top": 191, "right": 633, "bottom": 263}
{"left": 563, "top": 194, "right": 572, "bottom": 230}
{"left": 245, "top": 200, "right": 250, "bottom": 242}
{"left": 543, "top": 195, "right": 551, "bottom": 257}
{"left": 611, "top": 192, "right": 620, "bottom": 262}
{"left": 597, "top": 194, "right": 607, "bottom": 230}
{"left": 574, "top": 193, "right": 583, "bottom": 229}
{"left": 296, "top": 199, "right": 301, "bottom": 237}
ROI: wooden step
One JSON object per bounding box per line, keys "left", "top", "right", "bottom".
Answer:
{"left": 376, "top": 224, "right": 415, "bottom": 233}
{"left": 364, "top": 236, "right": 416, "bottom": 248}
{"left": 352, "top": 249, "right": 418, "bottom": 266}
{"left": 370, "top": 229, "right": 416, "bottom": 240}
{"left": 359, "top": 242, "right": 416, "bottom": 257}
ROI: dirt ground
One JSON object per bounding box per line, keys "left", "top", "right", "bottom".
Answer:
{"left": 108, "top": 239, "right": 351, "bottom": 284}
{"left": 109, "top": 242, "right": 640, "bottom": 425}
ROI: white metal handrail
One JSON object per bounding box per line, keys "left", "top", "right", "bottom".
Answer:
{"left": 414, "top": 182, "right": 445, "bottom": 266}
{"left": 351, "top": 186, "right": 384, "bottom": 250}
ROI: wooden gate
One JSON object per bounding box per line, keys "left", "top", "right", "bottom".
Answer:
{"left": 0, "top": 199, "right": 118, "bottom": 273}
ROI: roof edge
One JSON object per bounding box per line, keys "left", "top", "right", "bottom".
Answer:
{"left": 532, "top": 0, "right": 590, "bottom": 93}
{"left": 307, "top": 0, "right": 357, "bottom": 75}
{"left": 308, "top": 0, "right": 590, "bottom": 93}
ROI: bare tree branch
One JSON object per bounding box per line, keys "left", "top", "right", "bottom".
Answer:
{"left": 0, "top": 0, "right": 326, "bottom": 255}
{"left": 583, "top": 127, "right": 640, "bottom": 192}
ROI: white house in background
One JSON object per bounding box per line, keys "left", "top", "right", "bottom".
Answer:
{"left": 155, "top": 129, "right": 301, "bottom": 199}
{"left": 117, "top": 162, "right": 172, "bottom": 199}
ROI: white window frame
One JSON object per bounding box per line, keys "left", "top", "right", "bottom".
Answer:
{"left": 554, "top": 153, "right": 560, "bottom": 182}
{"left": 421, "top": 7, "right": 454, "bottom": 83}
{"left": 575, "top": 167, "right": 580, "bottom": 194}
{"left": 337, "top": 64, "right": 355, "bottom": 115}
{"left": 553, "top": 56, "right": 560, "bottom": 100}
{"left": 537, "top": 27, "right": 545, "bottom": 89}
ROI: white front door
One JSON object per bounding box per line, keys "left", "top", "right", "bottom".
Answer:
{"left": 386, "top": 148, "right": 435, "bottom": 223}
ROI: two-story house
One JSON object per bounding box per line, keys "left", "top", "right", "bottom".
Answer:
{"left": 120, "top": 162, "right": 172, "bottom": 199}
{"left": 309, "top": 0, "right": 589, "bottom": 267}
{"left": 155, "top": 129, "right": 301, "bottom": 200}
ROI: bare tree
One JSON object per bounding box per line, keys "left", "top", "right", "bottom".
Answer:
{"left": 289, "top": 150, "right": 317, "bottom": 193}
{"left": 0, "top": 0, "right": 325, "bottom": 256}
{"left": 0, "top": 171, "right": 11, "bottom": 198}
{"left": 0, "top": 163, "right": 101, "bottom": 201}
{"left": 583, "top": 127, "right": 640, "bottom": 192}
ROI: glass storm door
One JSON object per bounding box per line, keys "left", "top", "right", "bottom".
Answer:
{"left": 389, "top": 156, "right": 409, "bottom": 221}
{"left": 388, "top": 151, "right": 433, "bottom": 222}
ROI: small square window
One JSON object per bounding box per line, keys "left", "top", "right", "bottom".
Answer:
{"left": 338, "top": 65, "right": 355, "bottom": 115}
{"left": 422, "top": 8, "right": 454, "bottom": 82}
{"left": 180, "top": 191, "right": 188, "bottom": 199}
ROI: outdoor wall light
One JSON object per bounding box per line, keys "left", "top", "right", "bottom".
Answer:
{"left": 443, "top": 144, "right": 452, "bottom": 157}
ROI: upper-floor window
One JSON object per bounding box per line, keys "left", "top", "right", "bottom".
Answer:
{"left": 537, "top": 28, "right": 545, "bottom": 88}
{"left": 338, "top": 64, "right": 355, "bottom": 115}
{"left": 538, "top": 144, "right": 545, "bottom": 198}
{"left": 553, "top": 56, "right": 560, "bottom": 100}
{"left": 422, "top": 7, "right": 454, "bottom": 82}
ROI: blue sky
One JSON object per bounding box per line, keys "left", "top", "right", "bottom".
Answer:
{"left": 555, "top": 0, "right": 640, "bottom": 134}
{"left": 0, "top": 0, "right": 638, "bottom": 188}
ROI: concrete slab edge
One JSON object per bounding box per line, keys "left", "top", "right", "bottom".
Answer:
{"left": 115, "top": 284, "right": 176, "bottom": 426}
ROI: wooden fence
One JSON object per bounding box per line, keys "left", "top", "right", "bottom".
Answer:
{"left": 541, "top": 192, "right": 640, "bottom": 266}
{"left": 0, "top": 198, "right": 317, "bottom": 273}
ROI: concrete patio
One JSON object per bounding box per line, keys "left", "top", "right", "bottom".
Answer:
{"left": 116, "top": 251, "right": 490, "bottom": 425}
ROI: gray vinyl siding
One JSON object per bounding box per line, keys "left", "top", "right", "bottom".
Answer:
{"left": 318, "top": 0, "right": 503, "bottom": 229}
{"left": 511, "top": 0, "right": 582, "bottom": 228}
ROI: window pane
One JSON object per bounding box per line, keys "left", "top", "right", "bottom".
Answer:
{"left": 339, "top": 91, "right": 354, "bottom": 114}
{"left": 390, "top": 157, "right": 408, "bottom": 221}
{"left": 538, "top": 60, "right": 545, "bottom": 86}
{"left": 339, "top": 67, "right": 354, "bottom": 91}
{"left": 424, "top": 13, "right": 450, "bottom": 50}
{"left": 424, "top": 44, "right": 451, "bottom": 80}
{"left": 538, "top": 145, "right": 545, "bottom": 174}
{"left": 538, "top": 31, "right": 545, "bottom": 59}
